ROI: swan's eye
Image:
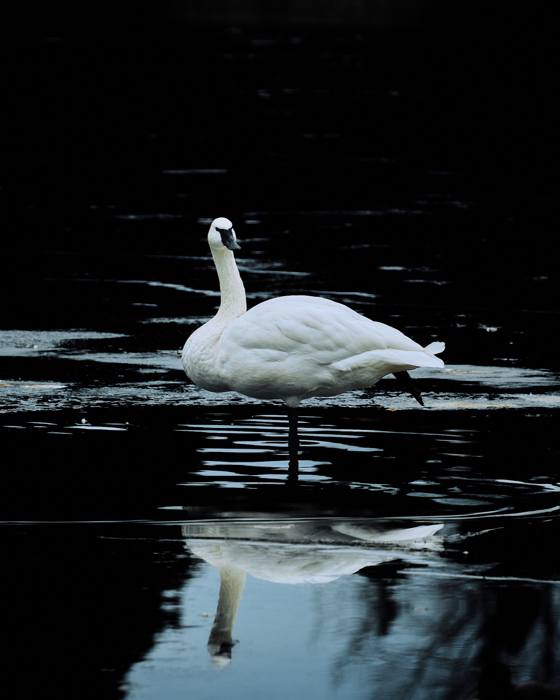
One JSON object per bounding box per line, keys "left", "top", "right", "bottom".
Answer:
{"left": 216, "top": 226, "right": 241, "bottom": 251}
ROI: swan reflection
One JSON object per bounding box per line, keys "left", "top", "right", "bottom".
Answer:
{"left": 182, "top": 518, "right": 444, "bottom": 664}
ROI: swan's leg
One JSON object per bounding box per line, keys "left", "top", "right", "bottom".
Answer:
{"left": 287, "top": 406, "right": 300, "bottom": 480}
{"left": 392, "top": 370, "right": 424, "bottom": 406}
{"left": 288, "top": 407, "right": 299, "bottom": 451}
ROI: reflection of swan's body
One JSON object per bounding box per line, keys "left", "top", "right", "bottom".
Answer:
{"left": 182, "top": 218, "right": 445, "bottom": 408}
{"left": 186, "top": 522, "right": 443, "bottom": 584}
{"left": 183, "top": 519, "right": 444, "bottom": 664}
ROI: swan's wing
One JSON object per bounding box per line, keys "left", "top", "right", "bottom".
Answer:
{"left": 220, "top": 295, "right": 425, "bottom": 363}
{"left": 216, "top": 295, "right": 443, "bottom": 397}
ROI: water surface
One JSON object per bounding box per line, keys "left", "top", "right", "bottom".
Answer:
{"left": 1, "top": 18, "right": 559, "bottom": 700}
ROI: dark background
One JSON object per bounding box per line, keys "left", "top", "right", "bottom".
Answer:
{"left": 1, "top": 1, "right": 556, "bottom": 250}
{"left": 1, "top": 2, "right": 557, "bottom": 358}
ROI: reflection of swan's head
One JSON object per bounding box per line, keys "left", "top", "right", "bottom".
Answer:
{"left": 208, "top": 217, "right": 240, "bottom": 252}
{"left": 206, "top": 566, "right": 246, "bottom": 666}
{"left": 208, "top": 639, "right": 236, "bottom": 667}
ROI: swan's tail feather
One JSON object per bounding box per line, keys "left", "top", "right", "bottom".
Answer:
{"left": 333, "top": 523, "right": 444, "bottom": 543}
{"left": 425, "top": 341, "right": 445, "bottom": 355}
{"left": 333, "top": 348, "right": 444, "bottom": 373}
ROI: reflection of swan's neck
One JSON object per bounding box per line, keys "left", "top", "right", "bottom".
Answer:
{"left": 208, "top": 566, "right": 246, "bottom": 663}
{"left": 212, "top": 249, "right": 247, "bottom": 322}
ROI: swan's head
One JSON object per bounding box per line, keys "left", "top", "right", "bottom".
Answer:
{"left": 208, "top": 217, "right": 241, "bottom": 252}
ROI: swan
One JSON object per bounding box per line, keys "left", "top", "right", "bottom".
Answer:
{"left": 182, "top": 217, "right": 445, "bottom": 412}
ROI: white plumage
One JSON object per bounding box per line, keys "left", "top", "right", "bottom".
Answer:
{"left": 182, "top": 217, "right": 445, "bottom": 406}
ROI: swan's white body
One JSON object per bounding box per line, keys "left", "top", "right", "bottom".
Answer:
{"left": 182, "top": 218, "right": 445, "bottom": 406}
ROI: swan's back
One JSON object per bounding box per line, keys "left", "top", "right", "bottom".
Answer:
{"left": 222, "top": 295, "right": 425, "bottom": 356}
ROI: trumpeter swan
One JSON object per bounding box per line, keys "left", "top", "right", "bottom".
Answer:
{"left": 182, "top": 217, "right": 445, "bottom": 409}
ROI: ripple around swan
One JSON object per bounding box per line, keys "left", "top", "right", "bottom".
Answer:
{"left": 0, "top": 330, "right": 128, "bottom": 355}
{"left": 4, "top": 514, "right": 558, "bottom": 586}
{"left": 169, "top": 412, "right": 560, "bottom": 520}
{"left": 1, "top": 385, "right": 557, "bottom": 413}
{"left": 1, "top": 405, "right": 558, "bottom": 529}
{"left": 1, "top": 355, "right": 559, "bottom": 413}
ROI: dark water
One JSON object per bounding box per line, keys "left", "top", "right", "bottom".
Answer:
{"left": 1, "top": 9, "right": 559, "bottom": 700}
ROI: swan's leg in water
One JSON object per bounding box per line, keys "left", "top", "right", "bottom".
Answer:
{"left": 288, "top": 407, "right": 299, "bottom": 452}
{"left": 392, "top": 370, "right": 424, "bottom": 406}
{"left": 287, "top": 406, "right": 300, "bottom": 478}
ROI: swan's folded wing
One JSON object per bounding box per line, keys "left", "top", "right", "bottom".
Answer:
{"left": 220, "top": 296, "right": 398, "bottom": 365}
{"left": 219, "top": 295, "right": 420, "bottom": 364}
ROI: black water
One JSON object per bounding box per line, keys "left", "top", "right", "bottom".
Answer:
{"left": 1, "top": 7, "right": 559, "bottom": 700}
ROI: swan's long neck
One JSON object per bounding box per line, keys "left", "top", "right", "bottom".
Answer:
{"left": 208, "top": 566, "right": 246, "bottom": 659}
{"left": 212, "top": 249, "right": 247, "bottom": 322}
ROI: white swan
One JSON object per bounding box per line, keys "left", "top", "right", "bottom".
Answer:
{"left": 182, "top": 217, "right": 445, "bottom": 407}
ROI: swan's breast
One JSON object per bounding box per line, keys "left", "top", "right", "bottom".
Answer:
{"left": 182, "top": 324, "right": 230, "bottom": 392}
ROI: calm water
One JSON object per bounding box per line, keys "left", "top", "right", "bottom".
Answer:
{"left": 1, "top": 15, "right": 559, "bottom": 700}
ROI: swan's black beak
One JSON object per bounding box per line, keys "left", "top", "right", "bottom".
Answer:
{"left": 227, "top": 237, "right": 241, "bottom": 251}
{"left": 217, "top": 226, "right": 241, "bottom": 251}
